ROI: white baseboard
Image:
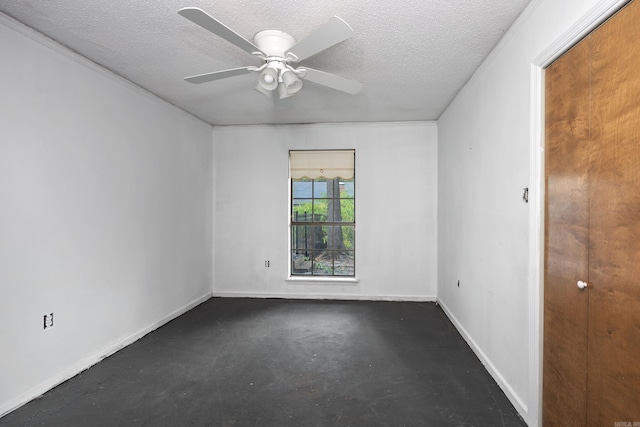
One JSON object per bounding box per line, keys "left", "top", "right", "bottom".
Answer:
{"left": 0, "top": 292, "right": 213, "bottom": 418}
{"left": 212, "top": 291, "right": 436, "bottom": 302}
{"left": 437, "top": 298, "right": 528, "bottom": 420}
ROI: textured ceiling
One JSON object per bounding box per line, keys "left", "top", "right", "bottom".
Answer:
{"left": 1, "top": 0, "right": 531, "bottom": 126}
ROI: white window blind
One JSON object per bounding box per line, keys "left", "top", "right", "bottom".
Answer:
{"left": 289, "top": 150, "right": 355, "bottom": 180}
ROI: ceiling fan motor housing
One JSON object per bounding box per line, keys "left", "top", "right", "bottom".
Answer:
{"left": 253, "top": 30, "right": 296, "bottom": 58}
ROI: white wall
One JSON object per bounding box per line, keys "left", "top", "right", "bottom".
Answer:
{"left": 213, "top": 122, "right": 437, "bottom": 300}
{"left": 437, "top": 0, "right": 627, "bottom": 425}
{"left": 0, "top": 16, "right": 213, "bottom": 415}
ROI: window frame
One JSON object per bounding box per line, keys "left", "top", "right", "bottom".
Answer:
{"left": 289, "top": 151, "right": 356, "bottom": 278}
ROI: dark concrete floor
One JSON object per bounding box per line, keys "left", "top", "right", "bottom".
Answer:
{"left": 1, "top": 298, "right": 527, "bottom": 426}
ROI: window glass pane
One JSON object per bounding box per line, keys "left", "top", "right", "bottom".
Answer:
{"left": 324, "top": 226, "right": 348, "bottom": 250}
{"left": 313, "top": 200, "right": 328, "bottom": 222}
{"left": 334, "top": 251, "right": 354, "bottom": 276}
{"left": 292, "top": 200, "right": 313, "bottom": 221}
{"left": 323, "top": 178, "right": 344, "bottom": 200}
{"left": 339, "top": 180, "right": 355, "bottom": 198}
{"left": 324, "top": 225, "right": 354, "bottom": 250}
{"left": 312, "top": 251, "right": 334, "bottom": 276}
{"left": 325, "top": 226, "right": 336, "bottom": 250}
{"left": 300, "top": 225, "right": 324, "bottom": 250}
{"left": 334, "top": 199, "right": 354, "bottom": 222}
{"left": 291, "top": 225, "right": 327, "bottom": 251}
{"left": 313, "top": 179, "right": 327, "bottom": 198}
{"left": 326, "top": 200, "right": 339, "bottom": 222}
{"left": 291, "top": 225, "right": 310, "bottom": 253}
{"left": 292, "top": 180, "right": 312, "bottom": 199}
{"left": 312, "top": 226, "right": 327, "bottom": 250}
{"left": 291, "top": 251, "right": 312, "bottom": 274}
{"left": 341, "top": 225, "right": 355, "bottom": 250}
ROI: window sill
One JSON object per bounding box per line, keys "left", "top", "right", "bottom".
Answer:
{"left": 286, "top": 276, "right": 359, "bottom": 285}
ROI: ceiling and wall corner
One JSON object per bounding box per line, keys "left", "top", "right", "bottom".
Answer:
{"left": 0, "top": 0, "right": 531, "bottom": 126}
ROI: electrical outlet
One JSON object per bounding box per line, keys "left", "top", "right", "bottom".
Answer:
{"left": 264, "top": 260, "right": 271, "bottom": 267}
{"left": 43, "top": 313, "right": 54, "bottom": 330}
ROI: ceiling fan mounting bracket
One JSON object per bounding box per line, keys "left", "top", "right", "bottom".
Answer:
{"left": 263, "top": 56, "right": 290, "bottom": 65}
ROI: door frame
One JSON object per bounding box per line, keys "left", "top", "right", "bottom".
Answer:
{"left": 528, "top": 1, "right": 631, "bottom": 425}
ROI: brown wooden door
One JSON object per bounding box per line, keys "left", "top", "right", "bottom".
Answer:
{"left": 543, "top": 36, "right": 590, "bottom": 427}
{"left": 544, "top": 0, "right": 640, "bottom": 424}
{"left": 587, "top": 0, "right": 640, "bottom": 423}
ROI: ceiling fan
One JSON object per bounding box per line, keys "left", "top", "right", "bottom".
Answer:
{"left": 178, "top": 7, "right": 363, "bottom": 100}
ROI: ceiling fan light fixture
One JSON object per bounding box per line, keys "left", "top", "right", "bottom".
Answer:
{"left": 281, "top": 70, "right": 303, "bottom": 95}
{"left": 278, "top": 83, "right": 293, "bottom": 99}
{"left": 258, "top": 65, "right": 279, "bottom": 90}
{"left": 254, "top": 83, "right": 272, "bottom": 97}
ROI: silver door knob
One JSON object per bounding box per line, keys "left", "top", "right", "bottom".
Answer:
{"left": 577, "top": 280, "right": 588, "bottom": 290}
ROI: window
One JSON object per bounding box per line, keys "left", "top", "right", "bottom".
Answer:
{"left": 290, "top": 150, "right": 355, "bottom": 276}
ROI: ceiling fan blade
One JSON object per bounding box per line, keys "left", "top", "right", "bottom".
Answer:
{"left": 184, "top": 66, "right": 255, "bottom": 84}
{"left": 286, "top": 16, "right": 353, "bottom": 62}
{"left": 179, "top": 7, "right": 263, "bottom": 56}
{"left": 298, "top": 67, "right": 363, "bottom": 95}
